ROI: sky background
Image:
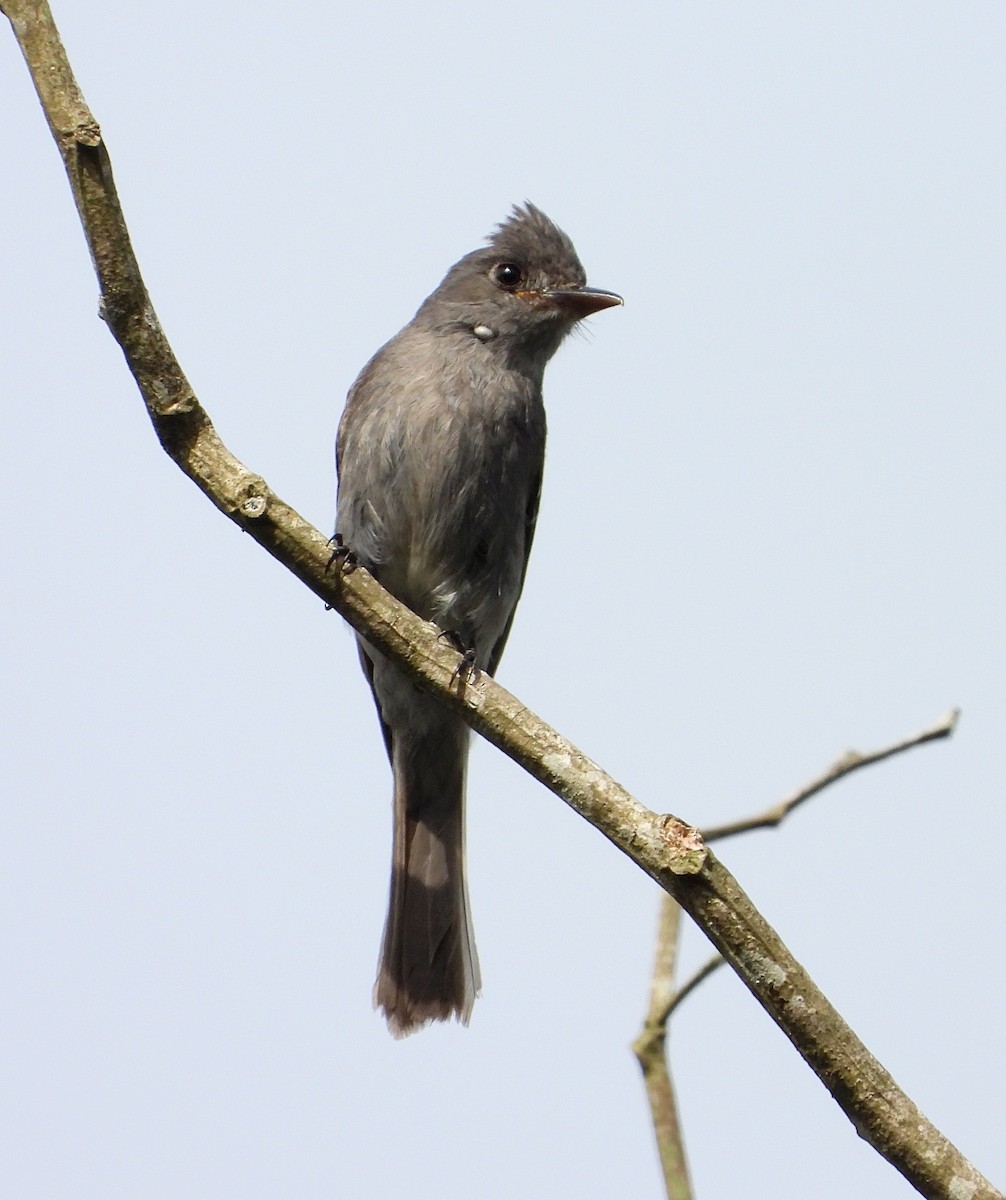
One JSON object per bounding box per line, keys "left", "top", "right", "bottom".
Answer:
{"left": 2, "top": 2, "right": 1004, "bottom": 1197}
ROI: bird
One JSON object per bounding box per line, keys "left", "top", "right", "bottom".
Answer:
{"left": 335, "top": 203, "right": 621, "bottom": 1036}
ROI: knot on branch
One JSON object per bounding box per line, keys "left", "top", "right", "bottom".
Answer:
{"left": 73, "top": 118, "right": 101, "bottom": 147}
{"left": 236, "top": 479, "right": 269, "bottom": 521}
{"left": 657, "top": 814, "right": 706, "bottom": 875}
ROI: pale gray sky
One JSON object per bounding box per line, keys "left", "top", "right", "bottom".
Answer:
{"left": 2, "top": 2, "right": 1004, "bottom": 1196}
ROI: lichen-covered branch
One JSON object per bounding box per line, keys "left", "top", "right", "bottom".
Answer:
{"left": 3, "top": 5, "right": 998, "bottom": 1197}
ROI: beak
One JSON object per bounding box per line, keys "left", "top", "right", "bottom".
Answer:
{"left": 542, "top": 286, "right": 623, "bottom": 318}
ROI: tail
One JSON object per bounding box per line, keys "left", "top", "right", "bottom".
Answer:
{"left": 374, "top": 715, "right": 481, "bottom": 1037}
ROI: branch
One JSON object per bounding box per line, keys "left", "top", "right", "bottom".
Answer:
{"left": 702, "top": 708, "right": 960, "bottom": 842}
{"left": 635, "top": 708, "right": 948, "bottom": 1190}
{"left": 656, "top": 711, "right": 955, "bottom": 1047}
{"left": 4, "top": 6, "right": 998, "bottom": 1198}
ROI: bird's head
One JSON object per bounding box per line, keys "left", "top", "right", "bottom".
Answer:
{"left": 418, "top": 203, "right": 621, "bottom": 364}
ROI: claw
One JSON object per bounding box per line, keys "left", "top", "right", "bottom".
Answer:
{"left": 437, "top": 628, "right": 469, "bottom": 654}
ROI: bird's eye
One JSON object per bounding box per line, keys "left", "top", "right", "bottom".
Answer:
{"left": 493, "top": 262, "right": 524, "bottom": 289}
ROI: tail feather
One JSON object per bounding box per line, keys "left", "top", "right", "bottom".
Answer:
{"left": 374, "top": 717, "right": 481, "bottom": 1037}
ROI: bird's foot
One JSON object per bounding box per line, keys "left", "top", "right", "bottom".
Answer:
{"left": 437, "top": 630, "right": 479, "bottom": 687}
{"left": 326, "top": 532, "right": 358, "bottom": 574}
{"left": 451, "top": 648, "right": 478, "bottom": 688}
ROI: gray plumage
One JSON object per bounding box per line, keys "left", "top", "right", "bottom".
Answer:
{"left": 336, "top": 203, "right": 620, "bottom": 1037}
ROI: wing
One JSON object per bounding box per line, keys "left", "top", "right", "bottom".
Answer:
{"left": 486, "top": 458, "right": 544, "bottom": 676}
{"left": 335, "top": 351, "right": 381, "bottom": 488}
{"left": 357, "top": 640, "right": 394, "bottom": 764}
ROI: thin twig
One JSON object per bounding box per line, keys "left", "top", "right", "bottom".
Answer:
{"left": 658, "top": 953, "right": 725, "bottom": 1025}
{"left": 702, "top": 708, "right": 960, "bottom": 842}
{"left": 633, "top": 897, "right": 694, "bottom": 1200}
{"left": 4, "top": 7, "right": 995, "bottom": 1198}
{"left": 633, "top": 902, "right": 721, "bottom": 1200}
{"left": 633, "top": 899, "right": 721, "bottom": 1200}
